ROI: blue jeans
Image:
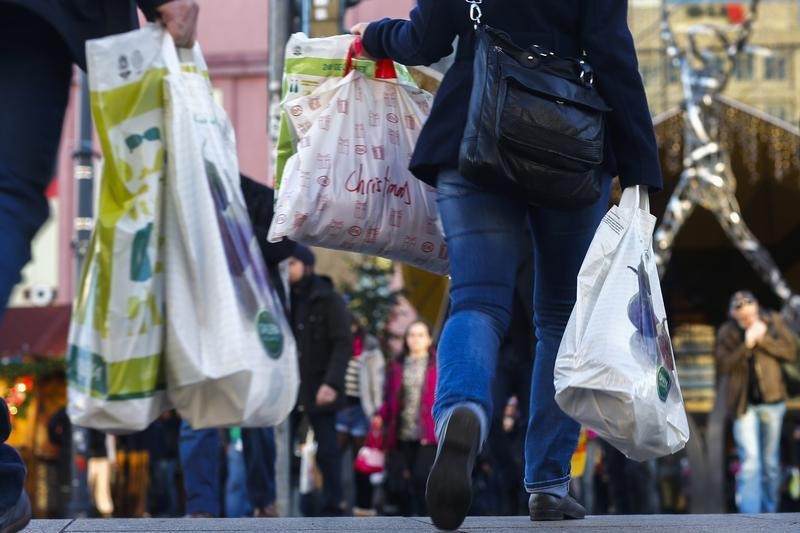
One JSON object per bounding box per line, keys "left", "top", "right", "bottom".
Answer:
{"left": 241, "top": 427, "right": 277, "bottom": 509}
{"left": 179, "top": 422, "right": 222, "bottom": 516}
{"left": 150, "top": 459, "right": 179, "bottom": 517}
{"left": 732, "top": 402, "right": 786, "bottom": 513}
{"left": 433, "top": 169, "right": 611, "bottom": 497}
{"left": 224, "top": 437, "right": 253, "bottom": 518}
{"left": 335, "top": 403, "right": 370, "bottom": 438}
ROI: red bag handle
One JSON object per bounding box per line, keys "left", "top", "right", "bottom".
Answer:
{"left": 345, "top": 38, "right": 398, "bottom": 80}
{"left": 363, "top": 416, "right": 384, "bottom": 449}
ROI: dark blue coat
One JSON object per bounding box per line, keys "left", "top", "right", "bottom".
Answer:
{"left": 0, "top": 0, "right": 171, "bottom": 70}
{"left": 362, "top": 0, "right": 663, "bottom": 191}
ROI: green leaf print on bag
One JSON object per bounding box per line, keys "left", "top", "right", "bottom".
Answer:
{"left": 130, "top": 223, "right": 154, "bottom": 281}
{"left": 127, "top": 291, "right": 163, "bottom": 335}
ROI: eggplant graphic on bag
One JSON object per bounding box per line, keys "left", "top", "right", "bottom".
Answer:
{"left": 627, "top": 253, "right": 676, "bottom": 373}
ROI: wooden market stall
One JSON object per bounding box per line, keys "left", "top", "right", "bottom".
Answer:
{"left": 0, "top": 304, "right": 70, "bottom": 517}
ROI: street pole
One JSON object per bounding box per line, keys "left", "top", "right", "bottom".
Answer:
{"left": 301, "top": 0, "right": 312, "bottom": 36}
{"left": 268, "top": 0, "right": 294, "bottom": 517}
{"left": 67, "top": 71, "right": 95, "bottom": 518}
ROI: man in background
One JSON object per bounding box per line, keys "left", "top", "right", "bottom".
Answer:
{"left": 716, "top": 290, "right": 796, "bottom": 513}
{"left": 289, "top": 246, "right": 352, "bottom": 516}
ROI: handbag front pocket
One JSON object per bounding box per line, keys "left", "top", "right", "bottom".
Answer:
{"left": 497, "top": 77, "right": 605, "bottom": 171}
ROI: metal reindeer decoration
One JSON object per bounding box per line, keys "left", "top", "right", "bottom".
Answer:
{"left": 655, "top": 0, "right": 800, "bottom": 317}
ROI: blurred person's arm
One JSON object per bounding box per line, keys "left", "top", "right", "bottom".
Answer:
{"left": 369, "top": 346, "right": 386, "bottom": 419}
{"left": 321, "top": 294, "right": 354, "bottom": 399}
{"left": 240, "top": 175, "right": 297, "bottom": 265}
{"left": 756, "top": 313, "right": 797, "bottom": 362}
{"left": 715, "top": 322, "right": 750, "bottom": 374}
{"left": 373, "top": 362, "right": 394, "bottom": 429}
{"left": 106, "top": 434, "right": 117, "bottom": 466}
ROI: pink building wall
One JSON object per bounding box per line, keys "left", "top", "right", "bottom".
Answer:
{"left": 344, "top": 1, "right": 416, "bottom": 26}
{"left": 54, "top": 0, "right": 271, "bottom": 304}
{"left": 52, "top": 0, "right": 417, "bottom": 304}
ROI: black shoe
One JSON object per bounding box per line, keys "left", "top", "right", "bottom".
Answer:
{"left": 0, "top": 491, "right": 31, "bottom": 533}
{"left": 529, "top": 493, "right": 586, "bottom": 521}
{"left": 425, "top": 406, "right": 480, "bottom": 531}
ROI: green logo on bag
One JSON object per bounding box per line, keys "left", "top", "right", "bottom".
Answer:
{"left": 257, "top": 310, "right": 283, "bottom": 359}
{"left": 657, "top": 366, "right": 672, "bottom": 402}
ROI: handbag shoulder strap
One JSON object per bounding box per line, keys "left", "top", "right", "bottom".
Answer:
{"left": 465, "top": 0, "right": 483, "bottom": 29}
{"left": 466, "top": 1, "right": 591, "bottom": 59}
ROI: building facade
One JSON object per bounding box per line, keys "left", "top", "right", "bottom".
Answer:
{"left": 9, "top": 0, "right": 799, "bottom": 309}
{"left": 630, "top": 0, "right": 800, "bottom": 123}
{"left": 9, "top": 0, "right": 270, "bottom": 308}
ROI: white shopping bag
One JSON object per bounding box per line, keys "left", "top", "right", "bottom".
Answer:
{"left": 161, "top": 34, "right": 299, "bottom": 428}
{"left": 299, "top": 430, "right": 319, "bottom": 495}
{"left": 554, "top": 186, "right": 690, "bottom": 461}
{"left": 68, "top": 25, "right": 173, "bottom": 432}
{"left": 268, "top": 68, "right": 448, "bottom": 275}
{"left": 275, "top": 33, "right": 417, "bottom": 187}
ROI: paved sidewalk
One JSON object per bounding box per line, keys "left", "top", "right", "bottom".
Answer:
{"left": 24, "top": 514, "right": 800, "bottom": 533}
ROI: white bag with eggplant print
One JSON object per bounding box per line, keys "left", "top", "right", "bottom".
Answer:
{"left": 161, "top": 35, "right": 298, "bottom": 429}
{"left": 554, "top": 186, "right": 690, "bottom": 461}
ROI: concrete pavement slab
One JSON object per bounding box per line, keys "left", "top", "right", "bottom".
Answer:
{"left": 25, "top": 514, "right": 800, "bottom": 533}
{"left": 19, "top": 519, "right": 73, "bottom": 533}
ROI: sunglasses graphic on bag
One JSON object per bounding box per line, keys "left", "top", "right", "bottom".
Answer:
{"left": 125, "top": 127, "right": 161, "bottom": 152}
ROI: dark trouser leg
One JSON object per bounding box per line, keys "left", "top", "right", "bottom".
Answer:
{"left": 601, "top": 440, "right": 631, "bottom": 514}
{"left": 354, "top": 472, "right": 373, "bottom": 509}
{"left": 308, "top": 412, "right": 343, "bottom": 515}
{"left": 0, "top": 6, "right": 72, "bottom": 512}
{"left": 242, "top": 427, "right": 277, "bottom": 509}
{"left": 178, "top": 421, "right": 221, "bottom": 516}
{"left": 412, "top": 444, "right": 436, "bottom": 516}
{"left": 0, "top": 5, "right": 72, "bottom": 313}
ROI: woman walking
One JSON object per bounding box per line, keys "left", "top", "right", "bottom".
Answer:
{"left": 375, "top": 321, "right": 438, "bottom": 517}
{"left": 352, "top": 1, "right": 662, "bottom": 529}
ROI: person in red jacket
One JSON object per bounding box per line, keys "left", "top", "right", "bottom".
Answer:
{"left": 374, "top": 320, "right": 437, "bottom": 517}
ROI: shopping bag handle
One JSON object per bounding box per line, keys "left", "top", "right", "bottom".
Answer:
{"left": 345, "top": 38, "right": 398, "bottom": 79}
{"left": 619, "top": 185, "right": 650, "bottom": 213}
{"left": 159, "top": 25, "right": 206, "bottom": 77}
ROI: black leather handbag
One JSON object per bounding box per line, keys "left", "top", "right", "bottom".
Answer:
{"left": 458, "top": 1, "right": 611, "bottom": 208}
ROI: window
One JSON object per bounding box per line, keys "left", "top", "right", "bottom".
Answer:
{"left": 764, "top": 52, "right": 787, "bottom": 80}
{"left": 734, "top": 54, "right": 754, "bottom": 81}
{"left": 711, "top": 56, "right": 726, "bottom": 74}
{"left": 668, "top": 62, "right": 680, "bottom": 83}
{"left": 766, "top": 105, "right": 790, "bottom": 122}
{"left": 639, "top": 63, "right": 661, "bottom": 88}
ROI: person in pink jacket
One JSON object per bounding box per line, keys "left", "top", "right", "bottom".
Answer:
{"left": 374, "top": 321, "right": 437, "bottom": 516}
